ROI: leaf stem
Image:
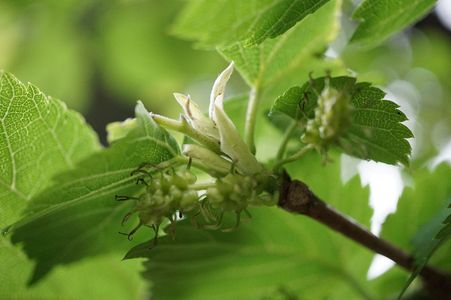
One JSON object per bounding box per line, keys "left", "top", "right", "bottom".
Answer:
{"left": 278, "top": 173, "right": 451, "bottom": 298}
{"left": 273, "top": 145, "right": 313, "bottom": 171}
{"left": 244, "top": 86, "right": 260, "bottom": 154}
{"left": 276, "top": 120, "right": 299, "bottom": 160}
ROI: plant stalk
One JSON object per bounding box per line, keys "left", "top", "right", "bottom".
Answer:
{"left": 244, "top": 86, "right": 259, "bottom": 155}
{"left": 276, "top": 120, "right": 299, "bottom": 160}
{"left": 273, "top": 145, "right": 313, "bottom": 171}
{"left": 278, "top": 173, "right": 451, "bottom": 298}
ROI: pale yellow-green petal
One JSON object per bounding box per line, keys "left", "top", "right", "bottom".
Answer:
{"left": 209, "top": 62, "right": 234, "bottom": 119}
{"left": 182, "top": 144, "right": 231, "bottom": 176}
{"left": 213, "top": 103, "right": 263, "bottom": 175}
{"left": 173, "top": 92, "right": 219, "bottom": 140}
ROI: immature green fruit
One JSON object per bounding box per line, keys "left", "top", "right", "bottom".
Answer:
{"left": 207, "top": 173, "right": 277, "bottom": 213}
{"left": 302, "top": 78, "right": 352, "bottom": 153}
{"left": 141, "top": 170, "right": 199, "bottom": 222}
{"left": 120, "top": 169, "right": 200, "bottom": 240}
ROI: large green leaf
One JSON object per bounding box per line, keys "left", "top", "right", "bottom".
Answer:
{"left": 8, "top": 102, "right": 180, "bottom": 283}
{"left": 350, "top": 0, "right": 436, "bottom": 48}
{"left": 220, "top": 0, "right": 344, "bottom": 107}
{"left": 126, "top": 153, "right": 376, "bottom": 299}
{"left": 0, "top": 72, "right": 100, "bottom": 229}
{"left": 373, "top": 164, "right": 451, "bottom": 296}
{"left": 437, "top": 204, "right": 451, "bottom": 242}
{"left": 0, "top": 239, "right": 147, "bottom": 300}
{"left": 398, "top": 198, "right": 451, "bottom": 298}
{"left": 173, "top": 0, "right": 331, "bottom": 48}
{"left": 270, "top": 76, "right": 413, "bottom": 165}
{"left": 380, "top": 164, "right": 451, "bottom": 258}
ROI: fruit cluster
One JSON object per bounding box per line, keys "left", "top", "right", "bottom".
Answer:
{"left": 117, "top": 165, "right": 277, "bottom": 243}
{"left": 207, "top": 173, "right": 277, "bottom": 212}
{"left": 302, "top": 78, "right": 352, "bottom": 154}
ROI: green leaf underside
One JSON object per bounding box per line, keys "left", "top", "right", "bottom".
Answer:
{"left": 0, "top": 72, "right": 100, "bottom": 228}
{"left": 9, "top": 102, "right": 180, "bottom": 283}
{"left": 173, "top": 0, "right": 330, "bottom": 48}
{"left": 270, "top": 76, "right": 413, "bottom": 165}
{"left": 351, "top": 0, "right": 436, "bottom": 48}
{"left": 437, "top": 204, "right": 451, "bottom": 240}
{"left": 126, "top": 153, "right": 375, "bottom": 300}
{"left": 399, "top": 200, "right": 451, "bottom": 298}
{"left": 219, "top": 0, "right": 344, "bottom": 108}
{"left": 378, "top": 164, "right": 451, "bottom": 296}
{"left": 375, "top": 164, "right": 451, "bottom": 296}
{"left": 0, "top": 239, "right": 146, "bottom": 300}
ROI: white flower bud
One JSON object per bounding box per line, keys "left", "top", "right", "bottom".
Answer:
{"left": 212, "top": 102, "right": 263, "bottom": 175}
{"left": 173, "top": 93, "right": 219, "bottom": 140}
{"left": 209, "top": 62, "right": 234, "bottom": 119}
{"left": 182, "top": 144, "right": 231, "bottom": 176}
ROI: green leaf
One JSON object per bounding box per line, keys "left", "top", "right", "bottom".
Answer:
{"left": 0, "top": 72, "right": 100, "bottom": 228}
{"left": 270, "top": 76, "right": 413, "bottom": 165}
{"left": 106, "top": 118, "right": 137, "bottom": 144}
{"left": 9, "top": 102, "right": 180, "bottom": 283}
{"left": 381, "top": 164, "right": 451, "bottom": 255}
{"left": 220, "top": 0, "right": 344, "bottom": 107}
{"left": 437, "top": 204, "right": 451, "bottom": 240}
{"left": 398, "top": 199, "right": 451, "bottom": 298}
{"left": 126, "top": 153, "right": 376, "bottom": 300}
{"left": 0, "top": 238, "right": 147, "bottom": 300}
{"left": 173, "top": 0, "right": 331, "bottom": 48}
{"left": 376, "top": 164, "right": 451, "bottom": 296}
{"left": 350, "top": 0, "right": 436, "bottom": 48}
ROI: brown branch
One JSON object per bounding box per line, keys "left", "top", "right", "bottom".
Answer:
{"left": 278, "top": 173, "right": 451, "bottom": 299}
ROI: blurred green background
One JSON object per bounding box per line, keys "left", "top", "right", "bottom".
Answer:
{"left": 0, "top": 0, "right": 234, "bottom": 144}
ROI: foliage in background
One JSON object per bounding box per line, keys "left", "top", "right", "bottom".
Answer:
{"left": 0, "top": 0, "right": 450, "bottom": 299}
{"left": 0, "top": 0, "right": 224, "bottom": 114}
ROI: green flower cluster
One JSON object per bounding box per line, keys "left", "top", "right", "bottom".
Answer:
{"left": 302, "top": 78, "right": 352, "bottom": 154}
{"left": 207, "top": 173, "right": 277, "bottom": 212}
{"left": 116, "top": 63, "right": 279, "bottom": 245}
{"left": 117, "top": 168, "right": 199, "bottom": 241}
{"left": 117, "top": 166, "right": 278, "bottom": 243}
